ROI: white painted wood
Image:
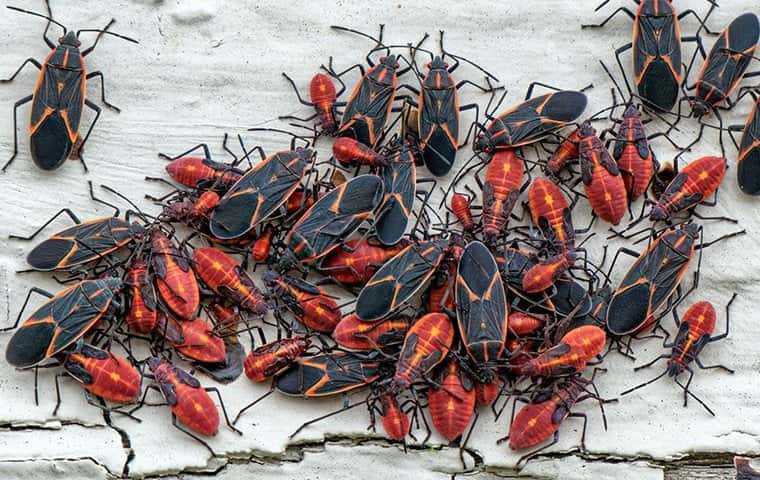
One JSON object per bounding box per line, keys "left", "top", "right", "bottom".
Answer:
{"left": 0, "top": 0, "right": 757, "bottom": 478}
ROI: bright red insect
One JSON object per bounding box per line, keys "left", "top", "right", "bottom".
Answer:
{"left": 309, "top": 73, "right": 339, "bottom": 135}
{"left": 319, "top": 239, "right": 407, "bottom": 286}
{"left": 244, "top": 337, "right": 311, "bottom": 383}
{"left": 250, "top": 226, "right": 275, "bottom": 263}
{"left": 547, "top": 126, "right": 582, "bottom": 175}
{"left": 332, "top": 137, "right": 388, "bottom": 167}
{"left": 650, "top": 155, "right": 727, "bottom": 221}
{"left": 165, "top": 156, "right": 241, "bottom": 190}
{"left": 378, "top": 393, "right": 410, "bottom": 441}
{"left": 481, "top": 149, "right": 524, "bottom": 242}
{"left": 151, "top": 231, "right": 200, "bottom": 320}
{"left": 508, "top": 312, "right": 546, "bottom": 337}
{"left": 263, "top": 272, "right": 342, "bottom": 333}
{"left": 522, "top": 178, "right": 574, "bottom": 293}
{"left": 125, "top": 258, "right": 158, "bottom": 334}
{"left": 192, "top": 247, "right": 267, "bottom": 315}
{"left": 173, "top": 317, "right": 227, "bottom": 364}
{"left": 450, "top": 192, "right": 475, "bottom": 232}
{"left": 514, "top": 325, "right": 606, "bottom": 377}
{"left": 333, "top": 314, "right": 411, "bottom": 351}
{"left": 578, "top": 122, "right": 627, "bottom": 225}
{"left": 428, "top": 359, "right": 476, "bottom": 441}
{"left": 393, "top": 313, "right": 455, "bottom": 390}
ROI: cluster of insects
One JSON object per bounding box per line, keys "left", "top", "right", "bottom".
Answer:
{"left": 2, "top": 0, "right": 759, "bottom": 470}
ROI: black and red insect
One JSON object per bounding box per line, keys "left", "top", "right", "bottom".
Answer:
{"left": 582, "top": 0, "right": 713, "bottom": 112}
{"left": 728, "top": 89, "right": 760, "bottom": 195}
{"left": 209, "top": 140, "right": 314, "bottom": 240}
{"left": 374, "top": 138, "right": 418, "bottom": 246}
{"left": 4, "top": 277, "right": 123, "bottom": 368}
{"left": 605, "top": 223, "right": 742, "bottom": 337}
{"left": 330, "top": 25, "right": 411, "bottom": 147}
{"left": 473, "top": 86, "right": 587, "bottom": 154}
{"left": 280, "top": 174, "right": 385, "bottom": 271}
{"left": 404, "top": 31, "right": 498, "bottom": 176}
{"left": 276, "top": 351, "right": 383, "bottom": 398}
{"left": 2, "top": 2, "right": 137, "bottom": 172}
{"left": 621, "top": 295, "right": 736, "bottom": 415}
{"left": 318, "top": 238, "right": 408, "bottom": 287}
{"left": 678, "top": 12, "right": 760, "bottom": 155}
{"left": 455, "top": 240, "right": 508, "bottom": 382}
{"left": 355, "top": 237, "right": 452, "bottom": 321}
{"left": 12, "top": 182, "right": 146, "bottom": 272}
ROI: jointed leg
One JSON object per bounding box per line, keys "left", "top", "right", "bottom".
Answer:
{"left": 2, "top": 95, "right": 34, "bottom": 172}
{"left": 86, "top": 71, "right": 120, "bottom": 112}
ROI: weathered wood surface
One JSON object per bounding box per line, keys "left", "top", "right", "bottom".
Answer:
{"left": 0, "top": 0, "right": 758, "bottom": 478}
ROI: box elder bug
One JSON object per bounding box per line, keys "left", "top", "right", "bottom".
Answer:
{"left": 455, "top": 240, "right": 508, "bottom": 383}
{"left": 621, "top": 294, "right": 736, "bottom": 416}
{"left": 1, "top": 2, "right": 138, "bottom": 172}
{"left": 131, "top": 356, "right": 241, "bottom": 455}
{"left": 728, "top": 88, "right": 760, "bottom": 195}
{"left": 676, "top": 12, "right": 760, "bottom": 156}
{"left": 582, "top": 0, "right": 717, "bottom": 112}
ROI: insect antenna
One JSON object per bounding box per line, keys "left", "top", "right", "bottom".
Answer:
{"left": 6, "top": 5, "right": 68, "bottom": 32}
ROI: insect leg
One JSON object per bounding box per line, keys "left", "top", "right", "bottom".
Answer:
{"left": 581, "top": 7, "right": 635, "bottom": 29}
{"left": 172, "top": 414, "right": 217, "bottom": 456}
{"left": 1, "top": 94, "right": 34, "bottom": 172}
{"left": 0, "top": 58, "right": 42, "bottom": 83}
{"left": 74, "top": 99, "right": 103, "bottom": 172}
{"left": 86, "top": 71, "right": 120, "bottom": 112}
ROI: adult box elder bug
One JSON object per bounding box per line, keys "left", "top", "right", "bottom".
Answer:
{"left": 604, "top": 223, "right": 743, "bottom": 337}
{"left": 355, "top": 237, "right": 453, "bottom": 321}
{"left": 581, "top": 0, "right": 715, "bottom": 112}
{"left": 621, "top": 294, "right": 736, "bottom": 416}
{"left": 208, "top": 138, "right": 314, "bottom": 241}
{"left": 3, "top": 277, "right": 123, "bottom": 369}
{"left": 11, "top": 182, "right": 147, "bottom": 272}
{"left": 455, "top": 240, "right": 508, "bottom": 383}
{"left": 473, "top": 85, "right": 588, "bottom": 154}
{"left": 677, "top": 12, "right": 760, "bottom": 155}
{"left": 728, "top": 89, "right": 760, "bottom": 195}
{"left": 279, "top": 174, "right": 385, "bottom": 271}
{"left": 404, "top": 31, "right": 500, "bottom": 176}
{"left": 329, "top": 25, "right": 413, "bottom": 148}
{"left": 1, "top": 2, "right": 138, "bottom": 172}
